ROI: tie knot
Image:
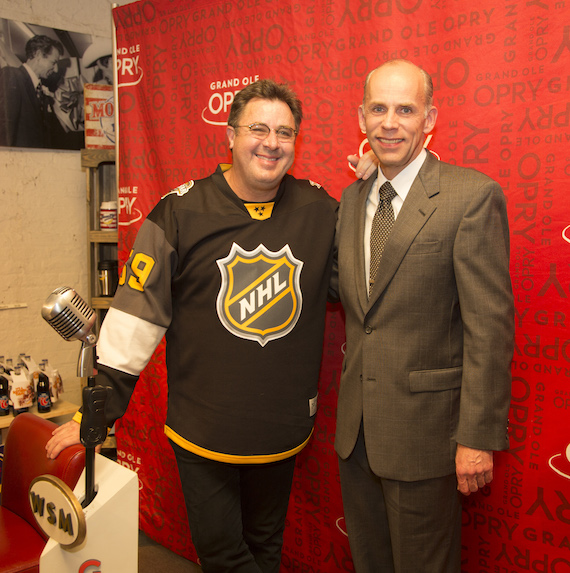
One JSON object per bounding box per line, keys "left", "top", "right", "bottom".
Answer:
{"left": 379, "top": 181, "right": 397, "bottom": 203}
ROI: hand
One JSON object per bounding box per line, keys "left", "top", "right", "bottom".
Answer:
{"left": 455, "top": 444, "right": 494, "bottom": 496}
{"left": 46, "top": 419, "right": 81, "bottom": 459}
{"left": 348, "top": 149, "right": 378, "bottom": 180}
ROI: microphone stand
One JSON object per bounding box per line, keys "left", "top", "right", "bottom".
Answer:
{"left": 78, "top": 333, "right": 101, "bottom": 508}
{"left": 81, "top": 381, "right": 112, "bottom": 507}
{"left": 83, "top": 375, "right": 97, "bottom": 508}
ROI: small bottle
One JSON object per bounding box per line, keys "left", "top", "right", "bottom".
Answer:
{"left": 0, "top": 366, "right": 10, "bottom": 416}
{"left": 100, "top": 201, "right": 118, "bottom": 230}
{"left": 52, "top": 368, "right": 64, "bottom": 399}
{"left": 23, "top": 354, "right": 40, "bottom": 374}
{"left": 11, "top": 366, "right": 30, "bottom": 415}
{"left": 41, "top": 358, "right": 58, "bottom": 403}
{"left": 36, "top": 366, "right": 52, "bottom": 413}
{"left": 98, "top": 260, "right": 119, "bottom": 296}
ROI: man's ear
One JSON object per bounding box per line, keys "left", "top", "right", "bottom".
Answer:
{"left": 226, "top": 125, "right": 235, "bottom": 150}
{"left": 423, "top": 106, "right": 438, "bottom": 134}
{"left": 357, "top": 105, "right": 366, "bottom": 134}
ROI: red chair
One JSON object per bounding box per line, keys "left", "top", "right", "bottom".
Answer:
{"left": 0, "top": 413, "right": 85, "bottom": 573}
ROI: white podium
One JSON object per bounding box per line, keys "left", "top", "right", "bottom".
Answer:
{"left": 38, "top": 453, "right": 139, "bottom": 572}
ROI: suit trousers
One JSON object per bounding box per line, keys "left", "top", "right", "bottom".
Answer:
{"left": 338, "top": 425, "right": 461, "bottom": 573}
{"left": 171, "top": 441, "right": 296, "bottom": 573}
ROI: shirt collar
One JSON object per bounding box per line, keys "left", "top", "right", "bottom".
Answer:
{"left": 23, "top": 63, "right": 41, "bottom": 90}
{"left": 375, "top": 148, "right": 428, "bottom": 202}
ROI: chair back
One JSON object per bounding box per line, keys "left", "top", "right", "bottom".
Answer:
{"left": 1, "top": 413, "right": 85, "bottom": 539}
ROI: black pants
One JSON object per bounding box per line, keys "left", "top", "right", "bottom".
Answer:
{"left": 171, "top": 441, "right": 296, "bottom": 573}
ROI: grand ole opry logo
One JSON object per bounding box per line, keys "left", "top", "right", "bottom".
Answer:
{"left": 216, "top": 243, "right": 303, "bottom": 346}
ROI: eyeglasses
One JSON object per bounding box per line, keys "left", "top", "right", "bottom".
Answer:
{"left": 233, "top": 123, "right": 298, "bottom": 143}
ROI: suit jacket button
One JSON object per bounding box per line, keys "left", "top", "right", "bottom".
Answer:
{"left": 365, "top": 325, "right": 372, "bottom": 334}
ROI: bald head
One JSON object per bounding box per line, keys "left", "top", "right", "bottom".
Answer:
{"left": 363, "top": 60, "right": 434, "bottom": 116}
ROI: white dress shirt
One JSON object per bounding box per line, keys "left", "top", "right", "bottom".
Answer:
{"left": 23, "top": 63, "right": 41, "bottom": 92}
{"left": 364, "top": 149, "right": 428, "bottom": 289}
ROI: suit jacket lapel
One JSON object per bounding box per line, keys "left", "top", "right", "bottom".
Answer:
{"left": 367, "top": 153, "right": 440, "bottom": 310}
{"left": 21, "top": 67, "right": 43, "bottom": 121}
{"left": 354, "top": 174, "right": 376, "bottom": 311}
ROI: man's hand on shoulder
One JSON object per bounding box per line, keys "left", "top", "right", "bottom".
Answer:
{"left": 348, "top": 150, "right": 378, "bottom": 180}
{"left": 456, "top": 444, "right": 494, "bottom": 496}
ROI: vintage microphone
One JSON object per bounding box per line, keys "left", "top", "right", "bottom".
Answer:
{"left": 41, "top": 287, "right": 111, "bottom": 507}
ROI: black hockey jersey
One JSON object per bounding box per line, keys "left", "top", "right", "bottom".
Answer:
{"left": 95, "top": 164, "right": 338, "bottom": 463}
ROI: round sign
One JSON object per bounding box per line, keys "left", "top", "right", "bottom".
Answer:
{"left": 29, "top": 475, "right": 86, "bottom": 549}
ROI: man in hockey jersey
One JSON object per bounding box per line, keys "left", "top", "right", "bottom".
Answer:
{"left": 46, "top": 79, "right": 339, "bottom": 572}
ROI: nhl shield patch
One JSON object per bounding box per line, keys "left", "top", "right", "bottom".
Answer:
{"left": 216, "top": 243, "right": 304, "bottom": 346}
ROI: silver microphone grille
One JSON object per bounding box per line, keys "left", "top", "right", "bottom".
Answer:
{"left": 42, "top": 287, "right": 96, "bottom": 342}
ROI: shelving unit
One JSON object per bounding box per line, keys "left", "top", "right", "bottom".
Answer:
{"left": 81, "top": 148, "right": 118, "bottom": 334}
{"left": 78, "top": 148, "right": 119, "bottom": 451}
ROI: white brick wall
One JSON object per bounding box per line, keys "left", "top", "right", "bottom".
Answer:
{"left": 0, "top": 0, "right": 133, "bottom": 413}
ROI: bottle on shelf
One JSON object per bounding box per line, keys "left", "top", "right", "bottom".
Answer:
{"left": 42, "top": 358, "right": 64, "bottom": 402}
{"left": 11, "top": 366, "right": 32, "bottom": 415}
{"left": 98, "top": 259, "right": 119, "bottom": 297}
{"left": 53, "top": 369, "right": 64, "bottom": 397}
{"left": 0, "top": 366, "right": 10, "bottom": 416}
{"left": 1, "top": 362, "right": 13, "bottom": 408}
{"left": 22, "top": 354, "right": 40, "bottom": 375}
{"left": 36, "top": 365, "right": 52, "bottom": 413}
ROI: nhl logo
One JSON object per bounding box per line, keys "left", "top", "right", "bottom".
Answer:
{"left": 216, "top": 243, "right": 304, "bottom": 346}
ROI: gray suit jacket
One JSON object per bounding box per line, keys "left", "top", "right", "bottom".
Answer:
{"left": 331, "top": 152, "right": 514, "bottom": 482}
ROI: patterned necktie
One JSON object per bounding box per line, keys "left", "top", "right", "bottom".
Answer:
{"left": 36, "top": 83, "right": 45, "bottom": 112}
{"left": 369, "top": 181, "right": 397, "bottom": 294}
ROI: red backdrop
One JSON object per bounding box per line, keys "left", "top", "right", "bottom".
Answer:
{"left": 112, "top": 1, "right": 570, "bottom": 570}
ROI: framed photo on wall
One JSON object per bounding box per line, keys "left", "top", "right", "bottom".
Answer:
{"left": 0, "top": 18, "right": 113, "bottom": 150}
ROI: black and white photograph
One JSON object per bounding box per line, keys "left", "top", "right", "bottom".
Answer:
{"left": 0, "top": 18, "right": 112, "bottom": 150}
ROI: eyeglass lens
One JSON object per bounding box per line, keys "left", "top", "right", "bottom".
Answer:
{"left": 247, "top": 123, "right": 295, "bottom": 141}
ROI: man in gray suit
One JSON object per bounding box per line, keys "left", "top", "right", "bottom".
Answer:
{"left": 330, "top": 59, "right": 514, "bottom": 571}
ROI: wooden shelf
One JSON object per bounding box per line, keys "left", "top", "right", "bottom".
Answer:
{"left": 81, "top": 148, "right": 115, "bottom": 168}
{"left": 92, "top": 297, "right": 113, "bottom": 310}
{"left": 0, "top": 400, "right": 79, "bottom": 442}
{"left": 90, "top": 230, "right": 118, "bottom": 243}
{"left": 0, "top": 400, "right": 79, "bottom": 430}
